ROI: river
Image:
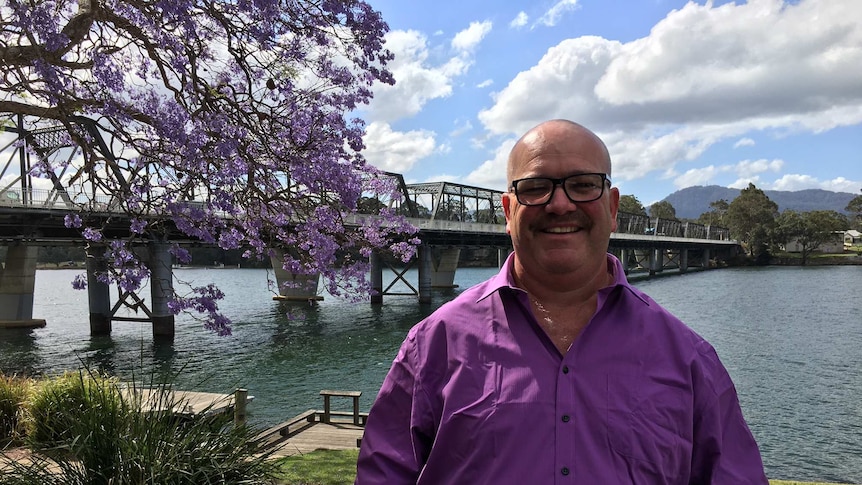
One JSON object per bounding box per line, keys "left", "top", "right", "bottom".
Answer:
{"left": 1, "top": 265, "right": 860, "bottom": 483}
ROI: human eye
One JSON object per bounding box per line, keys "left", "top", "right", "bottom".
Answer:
{"left": 565, "top": 175, "right": 601, "bottom": 193}
{"left": 517, "top": 179, "right": 551, "bottom": 195}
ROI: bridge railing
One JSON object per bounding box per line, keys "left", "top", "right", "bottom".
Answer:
{"left": 0, "top": 187, "right": 113, "bottom": 210}
{"left": 2, "top": 187, "right": 732, "bottom": 242}
{"left": 615, "top": 212, "right": 730, "bottom": 241}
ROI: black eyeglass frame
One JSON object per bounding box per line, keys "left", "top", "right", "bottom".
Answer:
{"left": 510, "top": 173, "right": 612, "bottom": 206}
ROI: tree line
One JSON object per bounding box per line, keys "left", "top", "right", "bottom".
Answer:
{"left": 621, "top": 184, "right": 862, "bottom": 265}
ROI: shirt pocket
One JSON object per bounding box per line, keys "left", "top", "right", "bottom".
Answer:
{"left": 606, "top": 372, "right": 689, "bottom": 477}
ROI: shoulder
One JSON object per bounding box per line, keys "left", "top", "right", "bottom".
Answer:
{"left": 412, "top": 278, "right": 505, "bottom": 332}
{"left": 601, "top": 283, "right": 721, "bottom": 369}
{"left": 620, "top": 286, "right": 735, "bottom": 393}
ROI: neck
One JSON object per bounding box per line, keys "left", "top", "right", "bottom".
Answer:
{"left": 512, "top": 257, "right": 613, "bottom": 307}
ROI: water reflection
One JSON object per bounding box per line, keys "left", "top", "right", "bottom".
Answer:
{"left": 0, "top": 328, "right": 41, "bottom": 376}
{"left": 81, "top": 334, "right": 118, "bottom": 374}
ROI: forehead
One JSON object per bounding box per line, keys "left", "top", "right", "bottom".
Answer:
{"left": 510, "top": 127, "right": 610, "bottom": 178}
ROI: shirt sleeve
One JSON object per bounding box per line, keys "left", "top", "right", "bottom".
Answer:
{"left": 690, "top": 341, "right": 769, "bottom": 485}
{"left": 355, "top": 332, "right": 433, "bottom": 484}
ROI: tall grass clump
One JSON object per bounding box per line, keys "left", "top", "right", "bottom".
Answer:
{"left": 2, "top": 371, "right": 278, "bottom": 484}
{"left": 24, "top": 371, "right": 124, "bottom": 452}
{"left": 0, "top": 374, "right": 30, "bottom": 446}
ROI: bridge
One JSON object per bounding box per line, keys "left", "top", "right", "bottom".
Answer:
{"left": 0, "top": 114, "right": 738, "bottom": 337}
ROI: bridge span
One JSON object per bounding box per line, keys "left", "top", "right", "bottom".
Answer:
{"left": 1, "top": 114, "right": 739, "bottom": 337}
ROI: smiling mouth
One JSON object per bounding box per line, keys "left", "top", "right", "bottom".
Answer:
{"left": 544, "top": 226, "right": 581, "bottom": 234}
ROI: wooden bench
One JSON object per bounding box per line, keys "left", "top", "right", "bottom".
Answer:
{"left": 320, "top": 390, "right": 362, "bottom": 425}
{"left": 253, "top": 409, "right": 317, "bottom": 445}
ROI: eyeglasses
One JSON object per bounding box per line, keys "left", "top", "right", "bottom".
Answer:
{"left": 510, "top": 173, "right": 611, "bottom": 206}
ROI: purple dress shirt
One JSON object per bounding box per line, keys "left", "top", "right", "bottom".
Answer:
{"left": 356, "top": 254, "right": 767, "bottom": 484}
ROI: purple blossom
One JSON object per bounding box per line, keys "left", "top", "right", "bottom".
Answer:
{"left": 1, "top": 0, "right": 421, "bottom": 336}
{"left": 71, "top": 274, "right": 88, "bottom": 290}
{"left": 82, "top": 227, "right": 103, "bottom": 242}
{"left": 64, "top": 214, "right": 82, "bottom": 228}
{"left": 129, "top": 218, "right": 148, "bottom": 234}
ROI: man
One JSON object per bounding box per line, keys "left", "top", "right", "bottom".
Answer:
{"left": 356, "top": 120, "right": 767, "bottom": 484}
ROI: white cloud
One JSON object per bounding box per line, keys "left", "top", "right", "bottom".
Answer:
{"left": 510, "top": 12, "right": 528, "bottom": 29}
{"left": 729, "top": 176, "right": 762, "bottom": 190}
{"left": 451, "top": 21, "right": 492, "bottom": 53}
{"left": 594, "top": 0, "right": 862, "bottom": 113}
{"left": 735, "top": 158, "right": 784, "bottom": 175}
{"left": 361, "top": 122, "right": 437, "bottom": 173}
{"left": 536, "top": 0, "right": 580, "bottom": 28}
{"left": 477, "top": 0, "right": 862, "bottom": 188}
{"left": 771, "top": 174, "right": 861, "bottom": 193}
{"left": 463, "top": 136, "right": 519, "bottom": 190}
{"left": 365, "top": 30, "right": 452, "bottom": 122}
{"left": 365, "top": 24, "right": 491, "bottom": 123}
{"left": 734, "top": 137, "right": 755, "bottom": 148}
{"left": 770, "top": 174, "right": 821, "bottom": 191}
{"left": 449, "top": 119, "right": 473, "bottom": 138}
{"left": 672, "top": 158, "right": 785, "bottom": 189}
{"left": 674, "top": 165, "right": 720, "bottom": 188}
{"left": 476, "top": 79, "right": 493, "bottom": 88}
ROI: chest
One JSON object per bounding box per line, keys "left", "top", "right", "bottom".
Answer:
{"left": 530, "top": 298, "right": 596, "bottom": 354}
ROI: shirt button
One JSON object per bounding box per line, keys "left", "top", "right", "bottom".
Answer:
{"left": 561, "top": 467, "right": 570, "bottom": 476}
{"left": 562, "top": 366, "right": 569, "bottom": 374}
{"left": 561, "top": 415, "right": 570, "bottom": 423}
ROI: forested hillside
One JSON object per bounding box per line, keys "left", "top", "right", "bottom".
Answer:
{"left": 663, "top": 186, "right": 857, "bottom": 220}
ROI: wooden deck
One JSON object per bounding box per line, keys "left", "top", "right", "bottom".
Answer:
{"left": 120, "top": 387, "right": 252, "bottom": 417}
{"left": 257, "top": 390, "right": 368, "bottom": 457}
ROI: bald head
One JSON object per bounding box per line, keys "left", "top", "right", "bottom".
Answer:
{"left": 507, "top": 120, "right": 611, "bottom": 187}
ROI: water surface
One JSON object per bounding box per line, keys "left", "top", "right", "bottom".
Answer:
{"left": 1, "top": 265, "right": 860, "bottom": 482}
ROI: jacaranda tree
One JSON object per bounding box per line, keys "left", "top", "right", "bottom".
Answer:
{"left": 1, "top": 0, "right": 419, "bottom": 334}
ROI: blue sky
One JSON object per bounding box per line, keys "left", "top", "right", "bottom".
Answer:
{"left": 356, "top": 0, "right": 862, "bottom": 206}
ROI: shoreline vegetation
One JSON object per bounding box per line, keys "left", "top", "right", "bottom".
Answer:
{"left": 2, "top": 374, "right": 858, "bottom": 484}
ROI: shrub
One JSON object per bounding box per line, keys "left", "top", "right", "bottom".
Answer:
{"left": 24, "top": 371, "right": 124, "bottom": 451}
{"left": 0, "top": 374, "right": 30, "bottom": 446}
{"left": 4, "top": 374, "right": 278, "bottom": 484}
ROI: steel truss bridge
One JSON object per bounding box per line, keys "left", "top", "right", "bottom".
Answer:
{"left": 0, "top": 114, "right": 739, "bottom": 337}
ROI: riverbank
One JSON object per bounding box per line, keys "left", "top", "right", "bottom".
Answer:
{"left": 770, "top": 254, "right": 862, "bottom": 265}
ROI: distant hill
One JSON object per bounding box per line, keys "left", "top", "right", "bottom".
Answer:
{"left": 662, "top": 185, "right": 859, "bottom": 220}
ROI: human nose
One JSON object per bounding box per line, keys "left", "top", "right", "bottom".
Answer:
{"left": 544, "top": 183, "right": 577, "bottom": 213}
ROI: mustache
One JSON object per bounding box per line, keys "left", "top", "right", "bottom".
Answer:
{"left": 533, "top": 213, "right": 593, "bottom": 230}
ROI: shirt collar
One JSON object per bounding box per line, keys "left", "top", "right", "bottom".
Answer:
{"left": 476, "top": 252, "right": 649, "bottom": 306}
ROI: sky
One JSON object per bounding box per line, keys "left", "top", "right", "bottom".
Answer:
{"left": 354, "top": 0, "right": 862, "bottom": 205}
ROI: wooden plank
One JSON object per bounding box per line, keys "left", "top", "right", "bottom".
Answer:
{"left": 319, "top": 390, "right": 362, "bottom": 397}
{"left": 319, "top": 390, "right": 362, "bottom": 425}
{"left": 121, "top": 388, "right": 251, "bottom": 417}
{"left": 268, "top": 420, "right": 365, "bottom": 458}
{"left": 254, "top": 409, "right": 319, "bottom": 445}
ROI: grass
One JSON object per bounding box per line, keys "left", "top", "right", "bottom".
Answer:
{"left": 0, "top": 375, "right": 30, "bottom": 447}
{"left": 270, "top": 449, "right": 853, "bottom": 485}
{"left": 771, "top": 482, "right": 853, "bottom": 485}
{"left": 275, "top": 449, "right": 358, "bottom": 485}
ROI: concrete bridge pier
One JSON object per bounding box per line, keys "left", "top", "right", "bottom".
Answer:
{"left": 497, "top": 248, "right": 511, "bottom": 268}
{"left": 149, "top": 242, "right": 175, "bottom": 338}
{"left": 0, "top": 245, "right": 45, "bottom": 328}
{"left": 649, "top": 249, "right": 664, "bottom": 276}
{"left": 418, "top": 245, "right": 433, "bottom": 304}
{"left": 430, "top": 247, "right": 460, "bottom": 288}
{"left": 702, "top": 249, "right": 711, "bottom": 269}
{"left": 680, "top": 249, "right": 689, "bottom": 274}
{"left": 369, "top": 251, "right": 383, "bottom": 305}
{"left": 269, "top": 249, "right": 322, "bottom": 302}
{"left": 86, "top": 246, "right": 111, "bottom": 335}
{"left": 618, "top": 249, "right": 631, "bottom": 274}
